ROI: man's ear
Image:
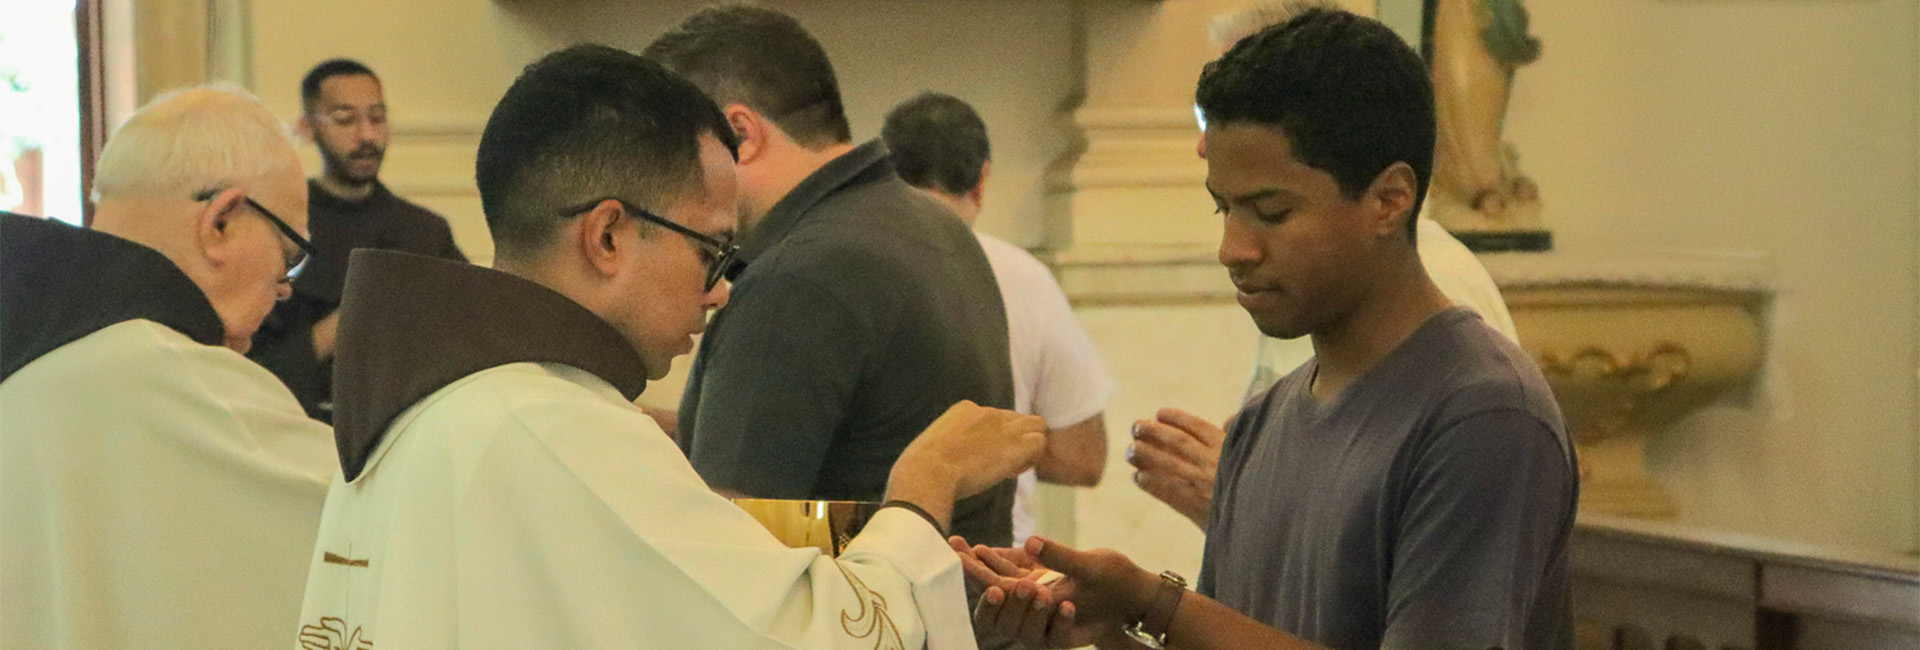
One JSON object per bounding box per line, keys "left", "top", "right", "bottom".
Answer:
{"left": 725, "top": 104, "right": 767, "bottom": 165}
{"left": 967, "top": 160, "right": 991, "bottom": 208}
{"left": 195, "top": 187, "right": 247, "bottom": 266}
{"left": 1366, "top": 162, "right": 1419, "bottom": 240}
{"left": 294, "top": 113, "right": 315, "bottom": 143}
{"left": 575, "top": 199, "right": 630, "bottom": 278}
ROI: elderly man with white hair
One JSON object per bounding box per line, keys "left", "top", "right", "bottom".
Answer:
{"left": 0, "top": 85, "right": 335, "bottom": 650}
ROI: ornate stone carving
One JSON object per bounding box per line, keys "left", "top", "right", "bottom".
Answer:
{"left": 1504, "top": 284, "right": 1766, "bottom": 518}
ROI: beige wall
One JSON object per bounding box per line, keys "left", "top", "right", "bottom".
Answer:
{"left": 1501, "top": 0, "right": 1920, "bottom": 553}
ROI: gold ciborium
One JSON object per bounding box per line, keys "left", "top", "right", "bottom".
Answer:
{"left": 731, "top": 499, "right": 882, "bottom": 556}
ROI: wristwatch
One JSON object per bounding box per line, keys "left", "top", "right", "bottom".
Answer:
{"left": 1121, "top": 570, "right": 1187, "bottom": 649}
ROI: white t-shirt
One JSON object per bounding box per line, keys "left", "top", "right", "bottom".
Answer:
{"left": 1247, "top": 217, "right": 1518, "bottom": 399}
{"left": 976, "top": 233, "right": 1117, "bottom": 543}
{"left": 1416, "top": 217, "right": 1516, "bottom": 339}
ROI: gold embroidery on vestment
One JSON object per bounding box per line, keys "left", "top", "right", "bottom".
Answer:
{"left": 833, "top": 562, "right": 906, "bottom": 650}
{"left": 322, "top": 551, "right": 370, "bottom": 567}
{"left": 299, "top": 616, "right": 373, "bottom": 649}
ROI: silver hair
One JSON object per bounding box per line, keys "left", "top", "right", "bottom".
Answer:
{"left": 1208, "top": 1, "right": 1338, "bottom": 50}
{"left": 90, "top": 82, "right": 298, "bottom": 202}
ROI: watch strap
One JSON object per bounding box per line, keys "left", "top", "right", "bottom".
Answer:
{"left": 1129, "top": 570, "right": 1187, "bottom": 647}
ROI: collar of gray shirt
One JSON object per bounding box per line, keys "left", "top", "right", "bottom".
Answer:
{"left": 738, "top": 139, "right": 895, "bottom": 264}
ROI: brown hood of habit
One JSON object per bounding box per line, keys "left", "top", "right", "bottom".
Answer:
{"left": 331, "top": 249, "right": 648, "bottom": 481}
{"left": 1, "top": 213, "right": 225, "bottom": 382}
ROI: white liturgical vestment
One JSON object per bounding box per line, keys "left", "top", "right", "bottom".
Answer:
{"left": 0, "top": 214, "right": 335, "bottom": 650}
{"left": 297, "top": 250, "right": 974, "bottom": 650}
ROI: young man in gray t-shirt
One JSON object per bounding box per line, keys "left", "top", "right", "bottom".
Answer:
{"left": 1204, "top": 306, "right": 1574, "bottom": 649}
{"left": 954, "top": 7, "right": 1578, "bottom": 650}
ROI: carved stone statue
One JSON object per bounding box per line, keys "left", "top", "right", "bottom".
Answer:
{"left": 1424, "top": 0, "right": 1547, "bottom": 250}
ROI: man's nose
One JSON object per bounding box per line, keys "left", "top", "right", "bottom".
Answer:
{"left": 1218, "top": 214, "right": 1263, "bottom": 270}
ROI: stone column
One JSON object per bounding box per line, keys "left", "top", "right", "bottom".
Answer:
{"left": 1048, "top": 0, "right": 1238, "bottom": 304}
{"left": 130, "top": 0, "right": 252, "bottom": 103}
{"left": 132, "top": 0, "right": 207, "bottom": 103}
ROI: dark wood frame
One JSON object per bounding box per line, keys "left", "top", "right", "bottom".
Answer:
{"left": 1418, "top": 0, "right": 1438, "bottom": 62}
{"left": 76, "top": 0, "right": 107, "bottom": 226}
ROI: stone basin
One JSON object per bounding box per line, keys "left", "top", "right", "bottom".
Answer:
{"left": 1497, "top": 274, "right": 1767, "bottom": 518}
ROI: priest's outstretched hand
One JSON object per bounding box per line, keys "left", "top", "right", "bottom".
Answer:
{"left": 884, "top": 400, "right": 1047, "bottom": 534}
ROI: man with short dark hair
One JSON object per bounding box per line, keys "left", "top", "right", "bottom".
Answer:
{"left": 959, "top": 7, "right": 1577, "bottom": 650}
{"left": 645, "top": 6, "right": 1020, "bottom": 547}
{"left": 882, "top": 92, "right": 1114, "bottom": 544}
{"left": 1194, "top": 11, "right": 1573, "bottom": 647}
{"left": 1129, "top": 0, "right": 1522, "bottom": 534}
{"left": 248, "top": 58, "right": 466, "bottom": 422}
{"left": 296, "top": 44, "right": 1045, "bottom": 649}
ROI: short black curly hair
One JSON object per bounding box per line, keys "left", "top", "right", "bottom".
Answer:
{"left": 300, "top": 58, "right": 377, "bottom": 113}
{"left": 1195, "top": 6, "right": 1434, "bottom": 240}
{"left": 882, "top": 92, "right": 990, "bottom": 197}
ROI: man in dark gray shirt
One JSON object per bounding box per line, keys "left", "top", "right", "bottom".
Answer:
{"left": 957, "top": 7, "right": 1576, "bottom": 650}
{"left": 645, "top": 5, "right": 1017, "bottom": 548}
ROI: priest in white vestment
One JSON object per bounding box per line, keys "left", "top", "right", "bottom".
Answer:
{"left": 295, "top": 46, "right": 1045, "bottom": 650}
{"left": 0, "top": 86, "right": 335, "bottom": 650}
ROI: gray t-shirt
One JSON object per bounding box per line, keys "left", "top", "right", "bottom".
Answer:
{"left": 1199, "top": 308, "right": 1576, "bottom": 650}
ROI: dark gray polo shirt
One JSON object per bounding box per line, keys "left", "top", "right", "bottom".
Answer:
{"left": 1200, "top": 308, "right": 1577, "bottom": 650}
{"left": 678, "top": 140, "right": 1017, "bottom": 546}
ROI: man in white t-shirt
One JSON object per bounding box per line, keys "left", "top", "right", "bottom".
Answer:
{"left": 884, "top": 92, "right": 1117, "bottom": 543}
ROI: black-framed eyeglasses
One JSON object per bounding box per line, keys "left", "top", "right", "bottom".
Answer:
{"left": 193, "top": 188, "right": 318, "bottom": 281}
{"left": 557, "top": 197, "right": 745, "bottom": 292}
